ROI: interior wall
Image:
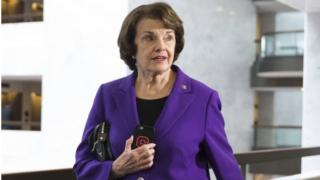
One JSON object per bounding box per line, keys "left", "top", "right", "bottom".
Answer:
{"left": 1, "top": 0, "right": 128, "bottom": 173}
{"left": 302, "top": 11, "right": 320, "bottom": 173}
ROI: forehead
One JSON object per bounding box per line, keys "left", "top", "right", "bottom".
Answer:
{"left": 136, "top": 18, "right": 174, "bottom": 34}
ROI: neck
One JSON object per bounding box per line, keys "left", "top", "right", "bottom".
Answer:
{"left": 135, "top": 68, "right": 175, "bottom": 99}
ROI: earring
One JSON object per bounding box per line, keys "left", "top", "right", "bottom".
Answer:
{"left": 132, "top": 55, "right": 136, "bottom": 59}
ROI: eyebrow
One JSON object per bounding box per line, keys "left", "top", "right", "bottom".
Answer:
{"left": 141, "top": 30, "right": 175, "bottom": 35}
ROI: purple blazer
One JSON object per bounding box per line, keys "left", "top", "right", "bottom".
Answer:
{"left": 73, "top": 66, "right": 243, "bottom": 180}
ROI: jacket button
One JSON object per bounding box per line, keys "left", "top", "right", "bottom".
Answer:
{"left": 137, "top": 177, "right": 144, "bottom": 180}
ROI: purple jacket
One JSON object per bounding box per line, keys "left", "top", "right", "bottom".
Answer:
{"left": 73, "top": 66, "right": 243, "bottom": 180}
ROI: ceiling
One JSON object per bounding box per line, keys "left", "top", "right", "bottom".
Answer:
{"left": 253, "top": 0, "right": 297, "bottom": 13}
{"left": 278, "top": 0, "right": 320, "bottom": 12}
{"left": 253, "top": 0, "right": 320, "bottom": 13}
{"left": 2, "top": 75, "right": 42, "bottom": 82}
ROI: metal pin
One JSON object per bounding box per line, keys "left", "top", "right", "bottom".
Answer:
{"left": 101, "top": 122, "right": 105, "bottom": 134}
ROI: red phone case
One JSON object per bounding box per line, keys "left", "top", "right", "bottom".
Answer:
{"left": 132, "top": 125, "right": 155, "bottom": 149}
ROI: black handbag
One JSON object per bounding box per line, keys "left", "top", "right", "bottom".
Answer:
{"left": 88, "top": 122, "right": 115, "bottom": 161}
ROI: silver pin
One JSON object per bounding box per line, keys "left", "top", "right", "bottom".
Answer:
{"left": 182, "top": 84, "right": 187, "bottom": 90}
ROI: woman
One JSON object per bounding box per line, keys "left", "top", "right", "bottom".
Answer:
{"left": 74, "top": 2, "right": 243, "bottom": 180}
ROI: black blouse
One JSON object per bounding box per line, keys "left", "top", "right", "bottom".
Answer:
{"left": 136, "top": 96, "right": 168, "bottom": 127}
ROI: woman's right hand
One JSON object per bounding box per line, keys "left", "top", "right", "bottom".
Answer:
{"left": 110, "top": 136, "right": 156, "bottom": 178}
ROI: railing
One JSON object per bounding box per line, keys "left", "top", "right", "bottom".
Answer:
{"left": 2, "top": 12, "right": 43, "bottom": 24}
{"left": 2, "top": 120, "right": 41, "bottom": 130}
{"left": 261, "top": 31, "right": 304, "bottom": 58}
{"left": 235, "top": 146, "right": 320, "bottom": 179}
{"left": 2, "top": 147, "right": 320, "bottom": 180}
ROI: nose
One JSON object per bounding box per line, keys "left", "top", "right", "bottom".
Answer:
{"left": 155, "top": 38, "right": 166, "bottom": 52}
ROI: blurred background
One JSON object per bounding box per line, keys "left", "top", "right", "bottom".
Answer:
{"left": 1, "top": 0, "right": 320, "bottom": 179}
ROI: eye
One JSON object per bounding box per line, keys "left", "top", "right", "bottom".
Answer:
{"left": 164, "top": 34, "right": 174, "bottom": 41}
{"left": 142, "top": 35, "right": 154, "bottom": 41}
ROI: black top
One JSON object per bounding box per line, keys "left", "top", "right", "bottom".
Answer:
{"left": 136, "top": 96, "right": 168, "bottom": 127}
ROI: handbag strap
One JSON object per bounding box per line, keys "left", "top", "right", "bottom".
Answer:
{"left": 90, "top": 122, "right": 107, "bottom": 152}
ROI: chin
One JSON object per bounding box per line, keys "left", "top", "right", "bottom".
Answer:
{"left": 150, "top": 64, "right": 172, "bottom": 73}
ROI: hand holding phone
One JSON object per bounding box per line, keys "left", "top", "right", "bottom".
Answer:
{"left": 132, "top": 125, "right": 155, "bottom": 149}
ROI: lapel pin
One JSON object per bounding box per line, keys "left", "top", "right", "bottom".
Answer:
{"left": 181, "top": 84, "right": 187, "bottom": 90}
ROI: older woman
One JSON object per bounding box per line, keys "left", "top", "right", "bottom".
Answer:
{"left": 74, "top": 2, "right": 242, "bottom": 180}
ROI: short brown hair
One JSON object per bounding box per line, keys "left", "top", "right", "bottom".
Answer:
{"left": 117, "top": 2, "right": 184, "bottom": 70}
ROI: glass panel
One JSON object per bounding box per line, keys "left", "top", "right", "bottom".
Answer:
{"left": 261, "top": 31, "right": 304, "bottom": 57}
{"left": 1, "top": 0, "right": 43, "bottom": 24}
{"left": 1, "top": 77, "right": 42, "bottom": 131}
{"left": 30, "top": 92, "right": 41, "bottom": 130}
{"left": 1, "top": 91, "right": 23, "bottom": 130}
{"left": 256, "top": 127, "right": 301, "bottom": 148}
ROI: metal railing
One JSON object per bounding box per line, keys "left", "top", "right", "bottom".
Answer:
{"left": 2, "top": 147, "right": 320, "bottom": 180}
{"left": 235, "top": 146, "right": 320, "bottom": 179}
{"left": 2, "top": 12, "right": 43, "bottom": 24}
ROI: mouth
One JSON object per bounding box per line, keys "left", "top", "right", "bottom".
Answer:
{"left": 151, "top": 56, "right": 167, "bottom": 62}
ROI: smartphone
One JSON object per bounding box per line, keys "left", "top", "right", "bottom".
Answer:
{"left": 132, "top": 125, "right": 155, "bottom": 149}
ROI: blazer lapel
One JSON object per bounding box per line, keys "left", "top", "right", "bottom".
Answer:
{"left": 112, "top": 73, "right": 139, "bottom": 135}
{"left": 155, "top": 66, "right": 196, "bottom": 138}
